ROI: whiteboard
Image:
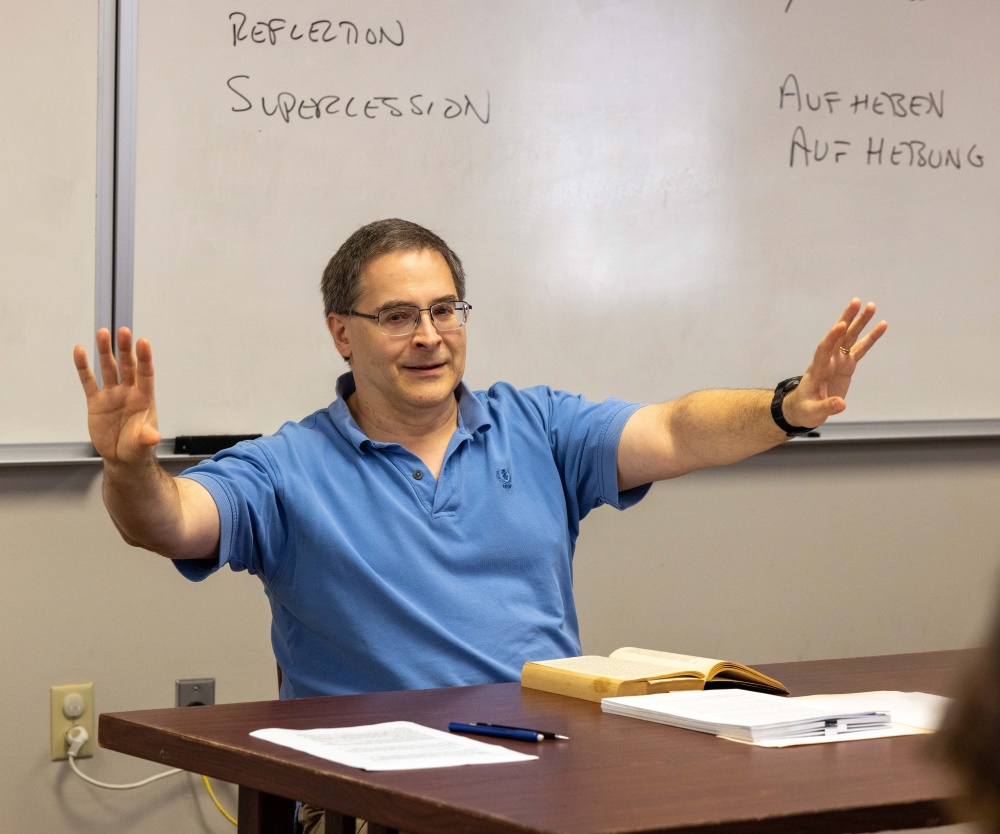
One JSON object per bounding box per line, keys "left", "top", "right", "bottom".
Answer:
{"left": 0, "top": 0, "right": 101, "bottom": 444}
{"left": 131, "top": 0, "right": 1000, "bottom": 439}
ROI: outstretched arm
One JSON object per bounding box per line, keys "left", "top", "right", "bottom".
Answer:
{"left": 73, "top": 327, "right": 219, "bottom": 559}
{"left": 617, "top": 299, "right": 887, "bottom": 490}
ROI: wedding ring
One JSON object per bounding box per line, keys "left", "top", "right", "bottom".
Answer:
{"left": 839, "top": 347, "right": 851, "bottom": 355}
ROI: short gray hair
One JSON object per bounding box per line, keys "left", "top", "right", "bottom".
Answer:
{"left": 321, "top": 219, "right": 466, "bottom": 316}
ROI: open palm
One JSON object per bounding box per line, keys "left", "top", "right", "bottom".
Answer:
{"left": 73, "top": 328, "right": 162, "bottom": 464}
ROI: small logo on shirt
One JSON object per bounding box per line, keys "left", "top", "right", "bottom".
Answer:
{"left": 495, "top": 467, "right": 512, "bottom": 490}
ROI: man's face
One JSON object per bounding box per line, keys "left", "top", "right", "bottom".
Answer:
{"left": 327, "top": 248, "right": 467, "bottom": 420}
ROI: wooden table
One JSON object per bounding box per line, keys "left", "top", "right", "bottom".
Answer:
{"left": 99, "top": 650, "right": 971, "bottom": 833}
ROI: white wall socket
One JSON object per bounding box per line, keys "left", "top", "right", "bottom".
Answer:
{"left": 50, "top": 682, "right": 95, "bottom": 760}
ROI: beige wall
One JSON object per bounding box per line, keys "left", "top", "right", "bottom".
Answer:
{"left": 575, "top": 439, "right": 1000, "bottom": 663}
{"left": 3, "top": 461, "right": 274, "bottom": 833}
{"left": 4, "top": 439, "right": 998, "bottom": 832}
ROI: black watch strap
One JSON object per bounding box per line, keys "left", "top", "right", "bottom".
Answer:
{"left": 770, "top": 376, "right": 815, "bottom": 437}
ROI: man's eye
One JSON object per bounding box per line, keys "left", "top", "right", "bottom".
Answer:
{"left": 383, "top": 309, "right": 415, "bottom": 324}
{"left": 431, "top": 304, "right": 456, "bottom": 318}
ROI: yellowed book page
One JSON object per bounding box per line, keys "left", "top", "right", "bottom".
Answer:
{"left": 609, "top": 648, "right": 785, "bottom": 691}
{"left": 608, "top": 647, "right": 720, "bottom": 678}
{"left": 648, "top": 677, "right": 705, "bottom": 694}
{"left": 528, "top": 656, "right": 699, "bottom": 682}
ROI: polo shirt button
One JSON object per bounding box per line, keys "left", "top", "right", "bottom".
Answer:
{"left": 413, "top": 470, "right": 423, "bottom": 480}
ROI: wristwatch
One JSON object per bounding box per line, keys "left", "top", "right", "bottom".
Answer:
{"left": 770, "top": 376, "right": 815, "bottom": 437}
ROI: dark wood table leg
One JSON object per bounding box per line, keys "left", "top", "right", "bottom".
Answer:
{"left": 325, "top": 811, "right": 359, "bottom": 833}
{"left": 237, "top": 786, "right": 296, "bottom": 834}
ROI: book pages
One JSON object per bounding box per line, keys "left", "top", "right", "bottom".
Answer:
{"left": 530, "top": 655, "right": 703, "bottom": 682}
{"left": 609, "top": 647, "right": 720, "bottom": 676}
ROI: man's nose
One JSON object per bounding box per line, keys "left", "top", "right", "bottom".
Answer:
{"left": 411, "top": 309, "right": 441, "bottom": 342}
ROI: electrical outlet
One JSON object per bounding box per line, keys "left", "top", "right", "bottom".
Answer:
{"left": 50, "top": 683, "right": 95, "bottom": 760}
{"left": 176, "top": 677, "right": 215, "bottom": 707}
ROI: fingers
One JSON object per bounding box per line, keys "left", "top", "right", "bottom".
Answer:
{"left": 820, "top": 299, "right": 886, "bottom": 361}
{"left": 78, "top": 328, "right": 154, "bottom": 393}
{"left": 837, "top": 298, "right": 887, "bottom": 364}
{"left": 784, "top": 298, "right": 886, "bottom": 429}
{"left": 810, "top": 319, "right": 848, "bottom": 376}
{"left": 840, "top": 300, "right": 877, "bottom": 349}
{"left": 133, "top": 337, "right": 156, "bottom": 397}
{"left": 137, "top": 424, "right": 163, "bottom": 448}
{"left": 97, "top": 327, "right": 120, "bottom": 388}
{"left": 73, "top": 344, "right": 100, "bottom": 398}
{"left": 115, "top": 327, "right": 156, "bottom": 396}
{"left": 799, "top": 396, "right": 845, "bottom": 429}
{"left": 812, "top": 395, "right": 847, "bottom": 428}
{"left": 838, "top": 297, "right": 863, "bottom": 327}
{"left": 849, "top": 318, "right": 888, "bottom": 362}
{"left": 799, "top": 299, "right": 885, "bottom": 400}
{"left": 75, "top": 328, "right": 119, "bottom": 396}
{"left": 117, "top": 327, "right": 137, "bottom": 386}
{"left": 781, "top": 377, "right": 846, "bottom": 431}
{"left": 818, "top": 395, "right": 847, "bottom": 418}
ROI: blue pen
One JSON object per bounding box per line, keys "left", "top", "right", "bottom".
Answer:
{"left": 472, "top": 722, "right": 569, "bottom": 740}
{"left": 448, "top": 722, "right": 544, "bottom": 743}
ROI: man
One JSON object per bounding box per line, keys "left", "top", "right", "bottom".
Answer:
{"left": 74, "top": 217, "right": 886, "bottom": 698}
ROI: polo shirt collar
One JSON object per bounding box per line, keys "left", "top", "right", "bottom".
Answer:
{"left": 331, "top": 372, "right": 491, "bottom": 451}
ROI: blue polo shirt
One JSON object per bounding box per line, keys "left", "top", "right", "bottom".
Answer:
{"left": 175, "top": 373, "right": 649, "bottom": 699}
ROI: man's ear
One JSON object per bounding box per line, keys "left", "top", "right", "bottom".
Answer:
{"left": 327, "top": 313, "right": 351, "bottom": 361}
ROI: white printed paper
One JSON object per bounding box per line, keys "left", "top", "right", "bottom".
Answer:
{"left": 250, "top": 721, "right": 538, "bottom": 771}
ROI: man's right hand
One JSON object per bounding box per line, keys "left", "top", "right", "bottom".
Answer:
{"left": 74, "top": 327, "right": 162, "bottom": 466}
{"left": 73, "top": 328, "right": 221, "bottom": 559}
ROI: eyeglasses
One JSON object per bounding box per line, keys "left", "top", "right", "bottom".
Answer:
{"left": 348, "top": 300, "right": 472, "bottom": 337}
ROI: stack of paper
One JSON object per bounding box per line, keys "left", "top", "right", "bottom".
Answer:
{"left": 250, "top": 721, "right": 537, "bottom": 771}
{"left": 602, "top": 689, "right": 893, "bottom": 743}
{"left": 793, "top": 690, "right": 949, "bottom": 731}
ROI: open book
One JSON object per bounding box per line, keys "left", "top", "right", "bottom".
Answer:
{"left": 520, "top": 647, "right": 787, "bottom": 703}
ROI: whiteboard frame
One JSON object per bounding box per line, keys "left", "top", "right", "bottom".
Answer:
{"left": 113, "top": 0, "right": 137, "bottom": 334}
{"left": 94, "top": 0, "right": 116, "bottom": 344}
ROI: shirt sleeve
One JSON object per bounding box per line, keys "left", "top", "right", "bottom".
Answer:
{"left": 517, "top": 385, "right": 652, "bottom": 516}
{"left": 172, "top": 440, "right": 288, "bottom": 582}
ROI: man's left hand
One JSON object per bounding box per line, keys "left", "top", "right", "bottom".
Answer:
{"left": 782, "top": 298, "right": 888, "bottom": 430}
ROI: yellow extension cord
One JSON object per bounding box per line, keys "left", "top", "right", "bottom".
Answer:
{"left": 201, "top": 774, "right": 238, "bottom": 826}
{"left": 200, "top": 776, "right": 372, "bottom": 831}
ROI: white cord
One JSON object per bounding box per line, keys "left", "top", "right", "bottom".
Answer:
{"left": 68, "top": 755, "right": 183, "bottom": 789}
{"left": 65, "top": 727, "right": 183, "bottom": 790}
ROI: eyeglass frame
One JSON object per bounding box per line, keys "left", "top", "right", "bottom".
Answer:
{"left": 347, "top": 300, "right": 472, "bottom": 337}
